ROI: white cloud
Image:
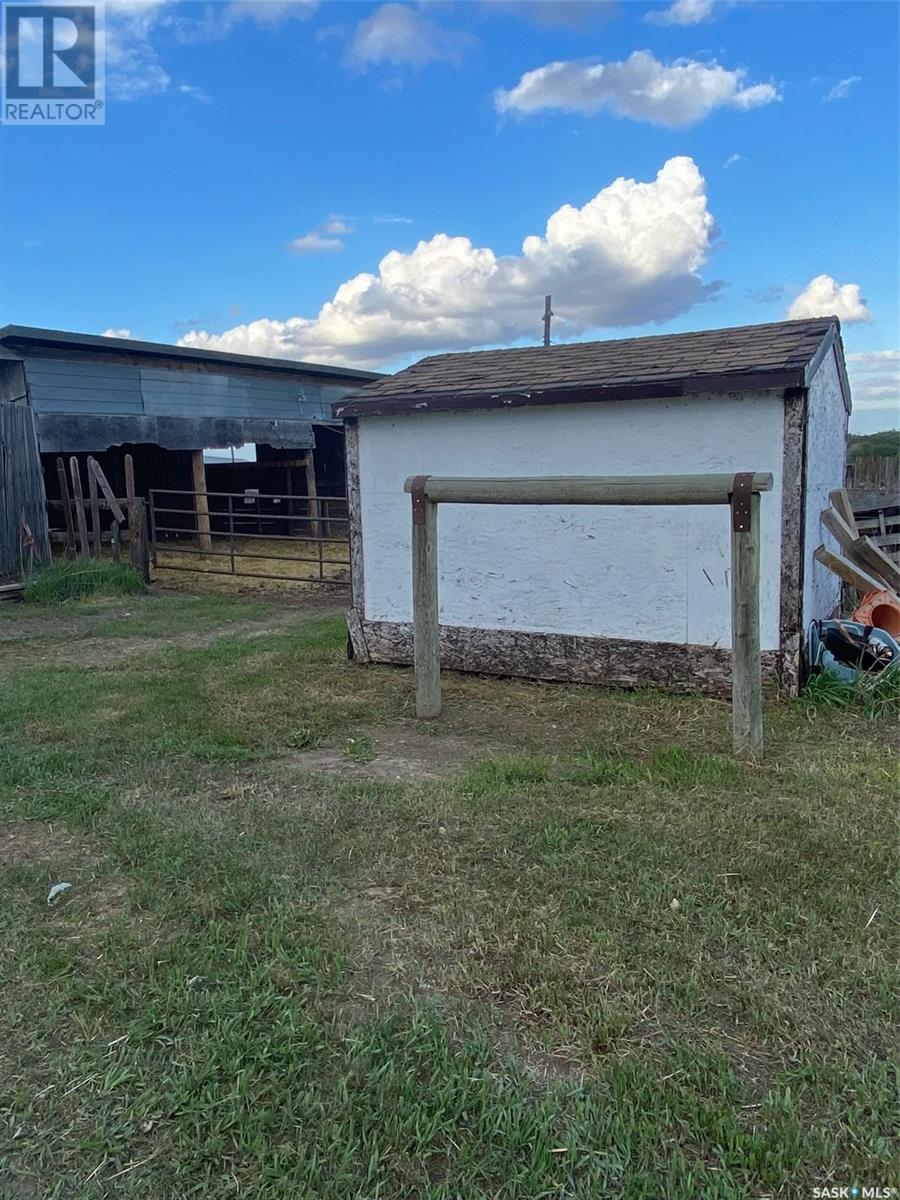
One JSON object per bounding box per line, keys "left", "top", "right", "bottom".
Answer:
{"left": 787, "top": 274, "right": 872, "bottom": 324}
{"left": 219, "top": 1, "right": 318, "bottom": 29}
{"left": 178, "top": 82, "right": 212, "bottom": 103}
{"left": 346, "top": 3, "right": 474, "bottom": 70}
{"left": 101, "top": 328, "right": 134, "bottom": 339}
{"left": 648, "top": 0, "right": 716, "bottom": 26}
{"left": 179, "top": 156, "right": 719, "bottom": 369}
{"left": 846, "top": 351, "right": 900, "bottom": 414}
{"left": 321, "top": 215, "right": 354, "bottom": 235}
{"left": 723, "top": 152, "right": 743, "bottom": 168}
{"left": 823, "top": 75, "right": 861, "bottom": 102}
{"left": 179, "top": 0, "right": 319, "bottom": 39}
{"left": 288, "top": 214, "right": 354, "bottom": 254}
{"left": 104, "top": 1, "right": 172, "bottom": 100}
{"left": 494, "top": 51, "right": 780, "bottom": 128}
{"left": 103, "top": 0, "right": 316, "bottom": 100}
{"left": 288, "top": 233, "right": 345, "bottom": 255}
{"left": 486, "top": 1, "right": 617, "bottom": 28}
{"left": 374, "top": 214, "right": 414, "bottom": 224}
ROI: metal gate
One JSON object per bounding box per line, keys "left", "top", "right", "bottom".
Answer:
{"left": 148, "top": 488, "right": 350, "bottom": 586}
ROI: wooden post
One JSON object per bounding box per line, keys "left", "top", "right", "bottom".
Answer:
{"left": 191, "top": 449, "right": 213, "bottom": 554}
{"left": 56, "top": 457, "right": 76, "bottom": 555}
{"left": 303, "top": 451, "right": 320, "bottom": 540}
{"left": 124, "top": 453, "right": 141, "bottom": 575}
{"left": 87, "top": 465, "right": 101, "bottom": 559}
{"left": 137, "top": 499, "right": 151, "bottom": 583}
{"left": 411, "top": 476, "right": 441, "bottom": 718}
{"left": 731, "top": 484, "right": 763, "bottom": 759}
{"left": 69, "top": 457, "right": 90, "bottom": 558}
{"left": 542, "top": 294, "right": 553, "bottom": 346}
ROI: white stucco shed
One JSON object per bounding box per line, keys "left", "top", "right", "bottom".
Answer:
{"left": 335, "top": 317, "right": 851, "bottom": 696}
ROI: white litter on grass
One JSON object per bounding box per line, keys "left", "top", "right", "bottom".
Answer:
{"left": 47, "top": 882, "right": 72, "bottom": 905}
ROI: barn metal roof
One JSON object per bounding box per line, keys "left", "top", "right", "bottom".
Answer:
{"left": 334, "top": 317, "right": 847, "bottom": 418}
{"left": 0, "top": 325, "right": 382, "bottom": 384}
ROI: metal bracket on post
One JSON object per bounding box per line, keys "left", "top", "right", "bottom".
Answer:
{"left": 410, "top": 475, "right": 430, "bottom": 526}
{"left": 730, "top": 472, "right": 754, "bottom": 532}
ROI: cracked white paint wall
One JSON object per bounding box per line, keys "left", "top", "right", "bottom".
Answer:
{"left": 357, "top": 392, "right": 786, "bottom": 648}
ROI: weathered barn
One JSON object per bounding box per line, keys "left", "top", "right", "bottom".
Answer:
{"left": 0, "top": 326, "right": 379, "bottom": 579}
{"left": 335, "top": 317, "right": 851, "bottom": 696}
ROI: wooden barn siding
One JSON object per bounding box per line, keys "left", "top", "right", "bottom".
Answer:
{"left": 0, "top": 402, "right": 50, "bottom": 579}
{"left": 24, "top": 357, "right": 342, "bottom": 423}
{"left": 0, "top": 360, "right": 29, "bottom": 403}
{"left": 25, "top": 358, "right": 144, "bottom": 413}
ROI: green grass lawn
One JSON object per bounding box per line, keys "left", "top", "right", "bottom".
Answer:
{"left": 0, "top": 593, "right": 897, "bottom": 1198}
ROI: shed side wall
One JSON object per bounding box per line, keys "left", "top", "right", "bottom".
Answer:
{"left": 802, "top": 347, "right": 848, "bottom": 626}
{"left": 357, "top": 393, "right": 785, "bottom": 649}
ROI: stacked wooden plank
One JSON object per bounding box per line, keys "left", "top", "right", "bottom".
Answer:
{"left": 815, "top": 489, "right": 900, "bottom": 602}
{"left": 854, "top": 505, "right": 900, "bottom": 563}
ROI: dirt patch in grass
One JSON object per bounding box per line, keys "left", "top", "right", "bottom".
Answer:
{"left": 0, "top": 820, "right": 99, "bottom": 867}
{"left": 78, "top": 875, "right": 133, "bottom": 926}
{"left": 287, "top": 725, "right": 504, "bottom": 781}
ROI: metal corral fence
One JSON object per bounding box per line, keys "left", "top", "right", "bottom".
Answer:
{"left": 148, "top": 488, "right": 350, "bottom": 586}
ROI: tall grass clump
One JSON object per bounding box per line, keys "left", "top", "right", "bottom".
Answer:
{"left": 803, "top": 666, "right": 900, "bottom": 720}
{"left": 23, "top": 560, "right": 145, "bottom": 604}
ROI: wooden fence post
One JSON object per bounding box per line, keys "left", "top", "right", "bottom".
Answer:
{"left": 730, "top": 479, "right": 763, "bottom": 759}
{"left": 411, "top": 475, "right": 441, "bottom": 718}
{"left": 124, "top": 453, "right": 142, "bottom": 575}
{"left": 69, "top": 458, "right": 90, "bottom": 558}
{"left": 137, "top": 499, "right": 151, "bottom": 583}
{"left": 87, "top": 465, "right": 101, "bottom": 559}
{"left": 304, "top": 451, "right": 320, "bottom": 540}
{"left": 191, "top": 450, "right": 213, "bottom": 554}
{"left": 56, "top": 457, "right": 76, "bottom": 555}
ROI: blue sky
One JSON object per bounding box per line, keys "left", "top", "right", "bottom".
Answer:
{"left": 1, "top": 0, "right": 898, "bottom": 430}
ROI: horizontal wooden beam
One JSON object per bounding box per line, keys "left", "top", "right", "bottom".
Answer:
{"left": 853, "top": 536, "right": 900, "bottom": 595}
{"left": 829, "top": 488, "right": 858, "bottom": 536}
{"left": 814, "top": 545, "right": 884, "bottom": 595}
{"left": 820, "top": 505, "right": 859, "bottom": 554}
{"left": 403, "top": 473, "right": 773, "bottom": 507}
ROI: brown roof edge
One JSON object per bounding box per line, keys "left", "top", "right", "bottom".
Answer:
{"left": 333, "top": 367, "right": 807, "bottom": 420}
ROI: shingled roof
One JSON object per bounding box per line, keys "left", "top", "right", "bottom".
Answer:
{"left": 334, "top": 317, "right": 848, "bottom": 418}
